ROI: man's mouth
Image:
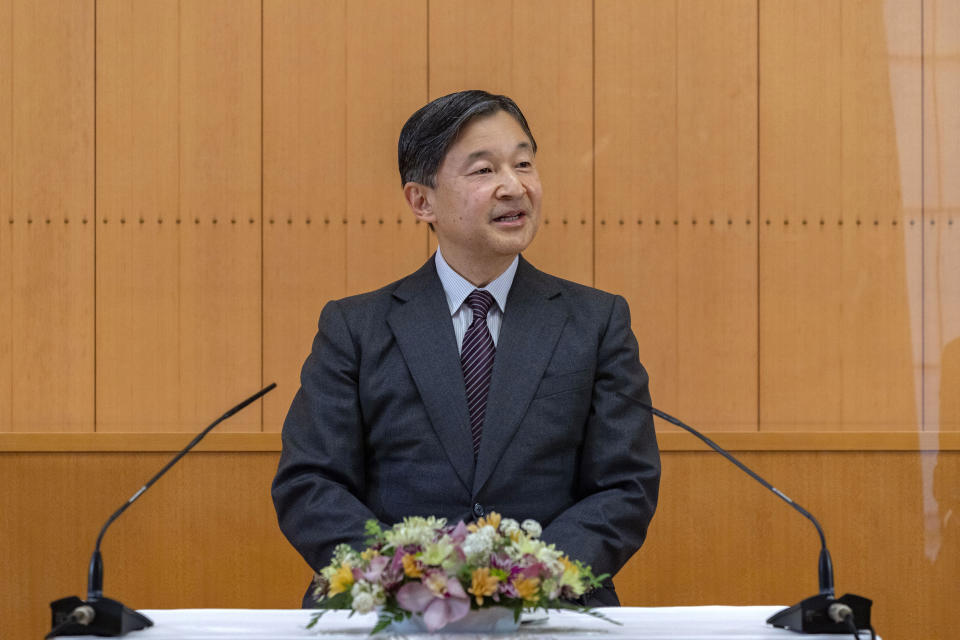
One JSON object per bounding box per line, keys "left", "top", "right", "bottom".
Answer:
{"left": 493, "top": 211, "right": 525, "bottom": 223}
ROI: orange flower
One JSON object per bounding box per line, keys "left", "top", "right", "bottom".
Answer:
{"left": 467, "top": 511, "right": 502, "bottom": 533}
{"left": 468, "top": 568, "right": 500, "bottom": 605}
{"left": 401, "top": 553, "right": 423, "bottom": 578}
{"left": 512, "top": 576, "right": 540, "bottom": 602}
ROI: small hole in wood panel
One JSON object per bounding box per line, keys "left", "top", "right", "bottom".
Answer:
{"left": 691, "top": 219, "right": 697, "bottom": 225}
{"left": 212, "top": 218, "right": 218, "bottom": 225}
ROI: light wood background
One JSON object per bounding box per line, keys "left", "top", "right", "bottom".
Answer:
{"left": 0, "top": 1, "right": 957, "bottom": 639}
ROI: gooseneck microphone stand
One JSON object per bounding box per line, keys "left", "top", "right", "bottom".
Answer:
{"left": 48, "top": 383, "right": 277, "bottom": 638}
{"left": 632, "top": 398, "right": 874, "bottom": 637}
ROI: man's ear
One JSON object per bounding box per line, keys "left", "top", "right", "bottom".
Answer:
{"left": 403, "top": 182, "right": 436, "bottom": 225}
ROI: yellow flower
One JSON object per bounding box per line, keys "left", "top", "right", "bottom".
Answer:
{"left": 512, "top": 576, "right": 540, "bottom": 602}
{"left": 560, "top": 556, "right": 579, "bottom": 576}
{"left": 360, "top": 548, "right": 379, "bottom": 562}
{"left": 327, "top": 563, "right": 354, "bottom": 596}
{"left": 467, "top": 511, "right": 502, "bottom": 532}
{"left": 402, "top": 553, "right": 423, "bottom": 578}
{"left": 468, "top": 568, "right": 500, "bottom": 605}
{"left": 559, "top": 556, "right": 584, "bottom": 595}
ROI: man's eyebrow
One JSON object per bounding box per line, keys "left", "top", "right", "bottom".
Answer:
{"left": 462, "top": 142, "right": 534, "bottom": 164}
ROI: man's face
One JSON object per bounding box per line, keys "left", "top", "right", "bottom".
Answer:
{"left": 419, "top": 110, "right": 542, "bottom": 279}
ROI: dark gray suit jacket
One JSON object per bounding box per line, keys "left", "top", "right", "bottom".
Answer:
{"left": 272, "top": 256, "right": 660, "bottom": 606}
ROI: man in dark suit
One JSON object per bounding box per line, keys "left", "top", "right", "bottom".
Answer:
{"left": 272, "top": 90, "right": 660, "bottom": 607}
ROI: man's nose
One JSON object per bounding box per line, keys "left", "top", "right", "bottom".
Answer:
{"left": 496, "top": 169, "right": 524, "bottom": 198}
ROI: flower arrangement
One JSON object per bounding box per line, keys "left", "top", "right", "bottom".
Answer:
{"left": 307, "top": 512, "right": 611, "bottom": 634}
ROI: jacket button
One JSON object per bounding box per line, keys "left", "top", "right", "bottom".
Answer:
{"left": 473, "top": 503, "right": 484, "bottom": 518}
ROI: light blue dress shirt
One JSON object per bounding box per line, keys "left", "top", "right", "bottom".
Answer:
{"left": 434, "top": 249, "right": 518, "bottom": 353}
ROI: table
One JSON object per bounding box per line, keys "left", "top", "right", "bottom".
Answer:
{"left": 55, "top": 607, "right": 877, "bottom": 639}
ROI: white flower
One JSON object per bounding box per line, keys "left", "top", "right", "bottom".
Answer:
{"left": 500, "top": 518, "right": 520, "bottom": 536}
{"left": 462, "top": 526, "right": 495, "bottom": 561}
{"left": 351, "top": 590, "right": 375, "bottom": 614}
{"left": 384, "top": 516, "right": 447, "bottom": 548}
{"left": 521, "top": 519, "right": 542, "bottom": 538}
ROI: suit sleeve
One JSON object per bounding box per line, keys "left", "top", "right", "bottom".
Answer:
{"left": 539, "top": 294, "right": 661, "bottom": 582}
{"left": 271, "top": 300, "right": 377, "bottom": 572}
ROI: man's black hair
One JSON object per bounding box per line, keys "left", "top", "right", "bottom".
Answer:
{"left": 398, "top": 90, "right": 537, "bottom": 187}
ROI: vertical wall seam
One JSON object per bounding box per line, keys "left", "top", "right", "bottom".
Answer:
{"left": 92, "top": 0, "right": 98, "bottom": 432}
{"left": 260, "top": 0, "right": 265, "bottom": 431}
{"left": 920, "top": 0, "right": 926, "bottom": 431}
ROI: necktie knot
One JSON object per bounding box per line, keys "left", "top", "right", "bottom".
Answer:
{"left": 467, "top": 290, "right": 495, "bottom": 323}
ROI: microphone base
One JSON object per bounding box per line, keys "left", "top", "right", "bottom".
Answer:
{"left": 49, "top": 595, "right": 153, "bottom": 637}
{"left": 767, "top": 593, "right": 872, "bottom": 634}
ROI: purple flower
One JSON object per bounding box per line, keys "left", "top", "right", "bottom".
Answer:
{"left": 396, "top": 577, "right": 471, "bottom": 632}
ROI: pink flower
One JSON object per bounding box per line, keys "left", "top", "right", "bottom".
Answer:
{"left": 396, "top": 577, "right": 471, "bottom": 632}
{"left": 361, "top": 555, "right": 390, "bottom": 582}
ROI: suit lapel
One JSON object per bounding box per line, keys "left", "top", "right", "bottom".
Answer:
{"left": 473, "top": 258, "right": 567, "bottom": 494}
{"left": 387, "top": 258, "right": 476, "bottom": 493}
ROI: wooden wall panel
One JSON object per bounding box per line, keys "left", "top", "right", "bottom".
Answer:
{"left": 263, "top": 0, "right": 349, "bottom": 431}
{"left": 595, "top": 1, "right": 678, "bottom": 410}
{"left": 429, "top": 0, "right": 595, "bottom": 286}
{"left": 0, "top": 0, "right": 12, "bottom": 430}
{"left": 96, "top": 0, "right": 181, "bottom": 431}
{"left": 177, "top": 0, "right": 262, "bottom": 431}
{"left": 4, "top": 449, "right": 956, "bottom": 640}
{"left": 675, "top": 0, "right": 757, "bottom": 431}
{"left": 596, "top": 0, "right": 757, "bottom": 431}
{"left": 1, "top": 0, "right": 94, "bottom": 432}
{"left": 759, "top": 0, "right": 919, "bottom": 432}
{"left": 924, "top": 0, "right": 960, "bottom": 431}
{"left": 344, "top": 0, "right": 429, "bottom": 296}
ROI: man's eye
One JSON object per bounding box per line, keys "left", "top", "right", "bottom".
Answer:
{"left": 516, "top": 161, "right": 532, "bottom": 169}
{"left": 473, "top": 167, "right": 492, "bottom": 174}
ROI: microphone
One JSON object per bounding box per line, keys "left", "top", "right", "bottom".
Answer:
{"left": 628, "top": 396, "right": 874, "bottom": 636}
{"left": 48, "top": 383, "right": 277, "bottom": 638}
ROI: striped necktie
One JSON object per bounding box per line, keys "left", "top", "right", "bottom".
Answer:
{"left": 461, "top": 290, "right": 496, "bottom": 458}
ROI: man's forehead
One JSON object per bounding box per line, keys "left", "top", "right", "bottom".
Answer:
{"left": 448, "top": 113, "right": 534, "bottom": 156}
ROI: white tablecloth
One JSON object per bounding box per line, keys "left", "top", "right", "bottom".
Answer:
{"left": 57, "top": 607, "right": 876, "bottom": 639}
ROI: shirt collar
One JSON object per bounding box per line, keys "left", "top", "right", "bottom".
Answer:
{"left": 435, "top": 249, "right": 518, "bottom": 316}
